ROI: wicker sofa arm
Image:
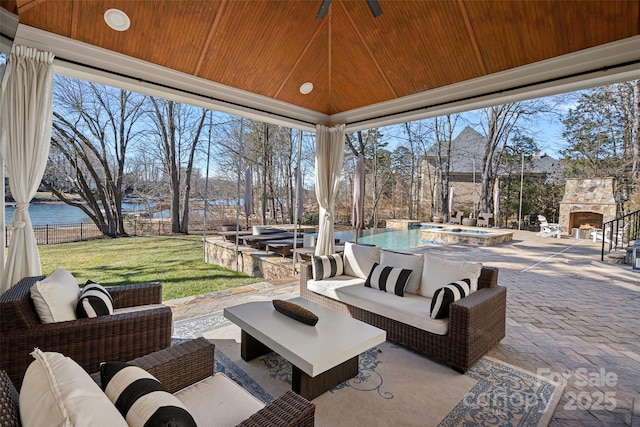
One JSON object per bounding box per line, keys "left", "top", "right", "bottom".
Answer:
{"left": 301, "top": 261, "right": 313, "bottom": 284}
{"left": 109, "top": 282, "right": 163, "bottom": 308}
{"left": 449, "top": 286, "right": 507, "bottom": 340}
{"left": 239, "top": 390, "right": 315, "bottom": 427}
{"left": 104, "top": 337, "right": 216, "bottom": 393}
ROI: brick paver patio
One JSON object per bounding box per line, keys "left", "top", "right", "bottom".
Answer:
{"left": 169, "top": 230, "right": 640, "bottom": 426}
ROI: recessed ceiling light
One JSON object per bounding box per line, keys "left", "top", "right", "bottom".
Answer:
{"left": 300, "top": 82, "right": 314, "bottom": 95}
{"left": 104, "top": 9, "right": 130, "bottom": 32}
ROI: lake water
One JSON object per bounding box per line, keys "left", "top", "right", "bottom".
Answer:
{"left": 4, "top": 200, "right": 233, "bottom": 226}
{"left": 5, "top": 203, "right": 92, "bottom": 226}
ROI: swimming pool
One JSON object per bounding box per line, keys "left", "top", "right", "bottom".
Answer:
{"left": 334, "top": 224, "right": 513, "bottom": 250}
{"left": 334, "top": 228, "right": 441, "bottom": 251}
{"left": 421, "top": 225, "right": 513, "bottom": 246}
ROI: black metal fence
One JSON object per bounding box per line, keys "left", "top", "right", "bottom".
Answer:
{"left": 4, "top": 215, "right": 282, "bottom": 246}
{"left": 4, "top": 220, "right": 174, "bottom": 246}
{"left": 599, "top": 209, "right": 640, "bottom": 261}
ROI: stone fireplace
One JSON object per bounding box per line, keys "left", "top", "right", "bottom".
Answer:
{"left": 558, "top": 178, "right": 617, "bottom": 232}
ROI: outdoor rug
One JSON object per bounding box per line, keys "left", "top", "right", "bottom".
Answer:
{"left": 173, "top": 316, "right": 563, "bottom": 426}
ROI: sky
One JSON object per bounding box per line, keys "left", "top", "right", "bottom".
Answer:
{"left": 379, "top": 92, "right": 578, "bottom": 160}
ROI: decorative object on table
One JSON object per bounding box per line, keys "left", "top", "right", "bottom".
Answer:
{"left": 272, "top": 299, "right": 319, "bottom": 326}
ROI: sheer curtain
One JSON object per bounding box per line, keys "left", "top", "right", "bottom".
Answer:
{"left": 0, "top": 45, "right": 54, "bottom": 292}
{"left": 314, "top": 124, "right": 345, "bottom": 256}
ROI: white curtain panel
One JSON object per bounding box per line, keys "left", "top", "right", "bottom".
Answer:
{"left": 0, "top": 45, "right": 54, "bottom": 292}
{"left": 314, "top": 124, "right": 345, "bottom": 256}
{"left": 352, "top": 153, "right": 365, "bottom": 231}
{"left": 244, "top": 166, "right": 252, "bottom": 217}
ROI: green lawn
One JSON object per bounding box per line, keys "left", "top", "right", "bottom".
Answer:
{"left": 39, "top": 236, "right": 262, "bottom": 301}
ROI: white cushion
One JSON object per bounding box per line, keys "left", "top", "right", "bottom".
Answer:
{"left": 30, "top": 267, "right": 80, "bottom": 323}
{"left": 380, "top": 249, "right": 423, "bottom": 294}
{"left": 343, "top": 242, "right": 381, "bottom": 279}
{"left": 420, "top": 253, "right": 482, "bottom": 298}
{"left": 307, "top": 276, "right": 367, "bottom": 299}
{"left": 308, "top": 278, "right": 449, "bottom": 335}
{"left": 175, "top": 373, "right": 265, "bottom": 427}
{"left": 335, "top": 285, "right": 450, "bottom": 335}
{"left": 19, "top": 349, "right": 127, "bottom": 427}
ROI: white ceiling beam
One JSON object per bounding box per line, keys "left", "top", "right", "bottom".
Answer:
{"left": 13, "top": 24, "right": 640, "bottom": 134}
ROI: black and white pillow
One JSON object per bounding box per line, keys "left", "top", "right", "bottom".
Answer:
{"left": 76, "top": 280, "right": 114, "bottom": 318}
{"left": 312, "top": 253, "right": 344, "bottom": 280}
{"left": 364, "top": 263, "right": 412, "bottom": 297}
{"left": 430, "top": 279, "right": 471, "bottom": 319}
{"left": 100, "top": 362, "right": 196, "bottom": 427}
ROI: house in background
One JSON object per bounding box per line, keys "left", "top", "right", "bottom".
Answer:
{"left": 421, "top": 126, "right": 563, "bottom": 220}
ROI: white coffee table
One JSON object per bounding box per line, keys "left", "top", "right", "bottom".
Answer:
{"left": 223, "top": 297, "right": 386, "bottom": 400}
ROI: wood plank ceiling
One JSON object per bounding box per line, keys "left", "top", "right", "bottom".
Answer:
{"left": 3, "top": 0, "right": 640, "bottom": 116}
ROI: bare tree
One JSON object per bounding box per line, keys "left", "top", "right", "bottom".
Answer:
{"left": 432, "top": 116, "right": 458, "bottom": 217}
{"left": 630, "top": 80, "right": 639, "bottom": 181}
{"left": 45, "top": 76, "right": 146, "bottom": 236}
{"left": 478, "top": 100, "right": 551, "bottom": 214}
{"left": 148, "top": 98, "right": 207, "bottom": 234}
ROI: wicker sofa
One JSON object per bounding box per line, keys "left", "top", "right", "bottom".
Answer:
{"left": 300, "top": 245, "right": 507, "bottom": 372}
{"left": 0, "top": 275, "right": 173, "bottom": 389}
{"left": 0, "top": 338, "right": 314, "bottom": 427}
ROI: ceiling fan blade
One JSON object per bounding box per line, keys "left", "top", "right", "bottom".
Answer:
{"left": 316, "top": 0, "right": 332, "bottom": 19}
{"left": 367, "top": 0, "right": 382, "bottom": 17}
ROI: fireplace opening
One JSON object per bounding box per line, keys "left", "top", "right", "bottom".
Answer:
{"left": 569, "top": 212, "right": 603, "bottom": 230}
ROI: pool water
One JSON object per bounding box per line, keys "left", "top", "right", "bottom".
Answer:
{"left": 334, "top": 228, "right": 440, "bottom": 251}
{"left": 449, "top": 229, "right": 489, "bottom": 235}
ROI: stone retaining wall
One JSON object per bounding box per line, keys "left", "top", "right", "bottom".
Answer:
{"left": 204, "top": 239, "right": 299, "bottom": 280}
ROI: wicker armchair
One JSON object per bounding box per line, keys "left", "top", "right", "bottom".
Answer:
{"left": 0, "top": 338, "right": 315, "bottom": 427}
{"left": 0, "top": 276, "right": 172, "bottom": 389}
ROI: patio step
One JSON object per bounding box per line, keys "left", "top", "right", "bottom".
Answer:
{"left": 606, "top": 250, "right": 627, "bottom": 264}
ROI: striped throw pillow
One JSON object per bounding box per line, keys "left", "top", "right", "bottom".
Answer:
{"left": 430, "top": 279, "right": 471, "bottom": 319}
{"left": 76, "top": 281, "right": 114, "bottom": 318}
{"left": 312, "top": 253, "right": 344, "bottom": 279}
{"left": 364, "top": 263, "right": 412, "bottom": 297}
{"left": 100, "top": 362, "right": 196, "bottom": 427}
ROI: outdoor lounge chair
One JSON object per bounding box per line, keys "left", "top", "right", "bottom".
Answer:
{"left": 241, "top": 232, "right": 304, "bottom": 249}
{"left": 536, "top": 215, "right": 561, "bottom": 238}
{"left": 477, "top": 212, "right": 493, "bottom": 227}
{"left": 450, "top": 211, "right": 464, "bottom": 224}
{"left": 0, "top": 276, "right": 173, "bottom": 388}
{"left": 265, "top": 239, "right": 303, "bottom": 257}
